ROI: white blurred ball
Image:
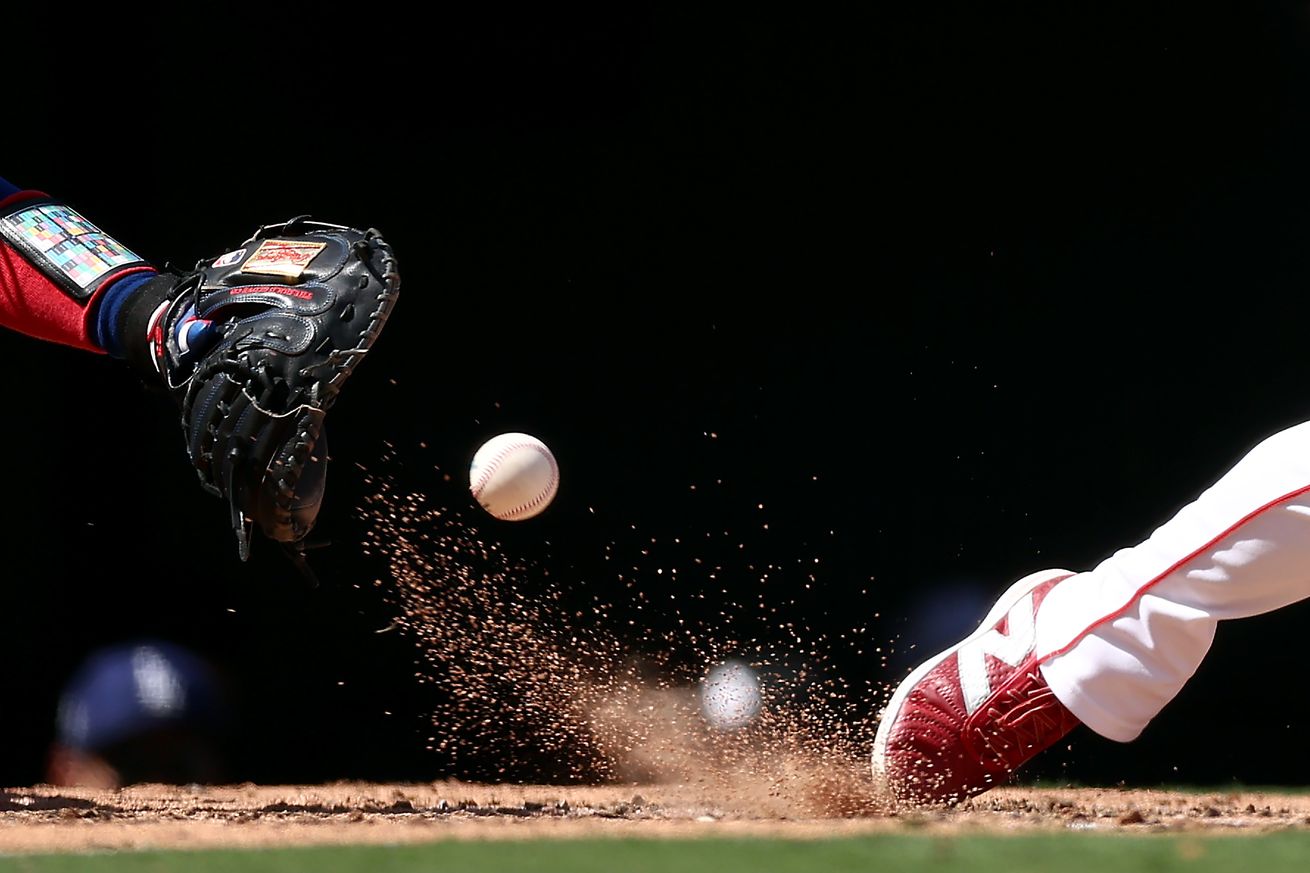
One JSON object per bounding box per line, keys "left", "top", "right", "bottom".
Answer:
{"left": 699, "top": 659, "right": 762, "bottom": 730}
{"left": 469, "top": 432, "right": 560, "bottom": 521}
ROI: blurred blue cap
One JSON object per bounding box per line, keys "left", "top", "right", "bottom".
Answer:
{"left": 56, "top": 640, "right": 224, "bottom": 751}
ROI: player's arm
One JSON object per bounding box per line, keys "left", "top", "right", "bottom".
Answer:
{"left": 0, "top": 176, "right": 161, "bottom": 355}
{"left": 1, "top": 174, "right": 402, "bottom": 576}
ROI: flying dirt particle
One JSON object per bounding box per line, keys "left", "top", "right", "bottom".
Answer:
{"left": 351, "top": 449, "right": 897, "bottom": 816}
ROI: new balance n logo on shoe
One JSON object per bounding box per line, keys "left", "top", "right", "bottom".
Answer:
{"left": 957, "top": 591, "right": 1036, "bottom": 715}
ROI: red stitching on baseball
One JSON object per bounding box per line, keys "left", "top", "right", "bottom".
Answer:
{"left": 471, "top": 439, "right": 559, "bottom": 519}
{"left": 470, "top": 444, "right": 519, "bottom": 496}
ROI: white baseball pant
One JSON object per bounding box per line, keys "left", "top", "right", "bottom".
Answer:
{"left": 1031, "top": 419, "right": 1310, "bottom": 741}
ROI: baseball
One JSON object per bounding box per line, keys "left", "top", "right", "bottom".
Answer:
{"left": 699, "top": 659, "right": 762, "bottom": 730}
{"left": 468, "top": 432, "right": 560, "bottom": 521}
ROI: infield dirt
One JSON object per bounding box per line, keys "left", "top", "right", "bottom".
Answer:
{"left": 3, "top": 781, "right": 1310, "bottom": 854}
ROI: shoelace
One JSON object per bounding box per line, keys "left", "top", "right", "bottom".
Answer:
{"left": 976, "top": 672, "right": 1072, "bottom": 768}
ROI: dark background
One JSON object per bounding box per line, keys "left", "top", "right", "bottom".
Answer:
{"left": 7, "top": 3, "right": 1310, "bottom": 789}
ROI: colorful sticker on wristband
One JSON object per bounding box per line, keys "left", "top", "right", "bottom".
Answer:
{"left": 1, "top": 204, "right": 143, "bottom": 295}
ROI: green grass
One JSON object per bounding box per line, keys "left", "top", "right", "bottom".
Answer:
{"left": 4, "top": 833, "right": 1310, "bottom": 873}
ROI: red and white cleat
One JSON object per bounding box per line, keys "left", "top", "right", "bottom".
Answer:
{"left": 871, "top": 569, "right": 1083, "bottom": 806}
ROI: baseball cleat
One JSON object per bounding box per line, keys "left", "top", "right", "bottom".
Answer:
{"left": 871, "top": 568, "right": 1083, "bottom": 806}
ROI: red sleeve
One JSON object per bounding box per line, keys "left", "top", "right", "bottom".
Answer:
{"left": 0, "top": 189, "right": 127, "bottom": 354}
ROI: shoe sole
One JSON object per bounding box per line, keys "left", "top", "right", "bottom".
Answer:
{"left": 870, "top": 567, "right": 1072, "bottom": 783}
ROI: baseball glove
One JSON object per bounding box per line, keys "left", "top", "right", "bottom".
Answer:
{"left": 132, "top": 216, "right": 400, "bottom": 573}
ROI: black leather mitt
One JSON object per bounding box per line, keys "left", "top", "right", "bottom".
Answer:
{"left": 122, "top": 216, "right": 400, "bottom": 567}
